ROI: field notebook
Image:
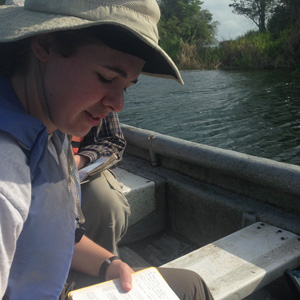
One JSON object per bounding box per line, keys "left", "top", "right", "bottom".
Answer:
{"left": 78, "top": 153, "right": 119, "bottom": 183}
{"left": 68, "top": 267, "right": 180, "bottom": 300}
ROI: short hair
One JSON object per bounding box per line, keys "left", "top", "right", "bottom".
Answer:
{"left": 0, "top": 39, "right": 31, "bottom": 76}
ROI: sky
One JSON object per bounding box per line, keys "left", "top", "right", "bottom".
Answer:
{"left": 201, "top": 0, "right": 257, "bottom": 41}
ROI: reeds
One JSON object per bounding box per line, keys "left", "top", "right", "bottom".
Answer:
{"left": 173, "top": 28, "right": 299, "bottom": 71}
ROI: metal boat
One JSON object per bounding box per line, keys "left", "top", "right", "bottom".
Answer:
{"left": 114, "top": 124, "right": 300, "bottom": 300}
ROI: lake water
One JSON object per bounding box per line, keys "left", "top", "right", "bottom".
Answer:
{"left": 119, "top": 69, "right": 300, "bottom": 166}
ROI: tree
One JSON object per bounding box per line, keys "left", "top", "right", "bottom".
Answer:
{"left": 268, "top": 0, "right": 300, "bottom": 34}
{"left": 278, "top": 0, "right": 300, "bottom": 24}
{"left": 160, "top": 0, "right": 218, "bottom": 43}
{"left": 229, "top": 0, "right": 279, "bottom": 32}
{"left": 158, "top": 0, "right": 218, "bottom": 62}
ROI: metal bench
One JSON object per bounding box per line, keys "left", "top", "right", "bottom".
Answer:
{"left": 113, "top": 167, "right": 156, "bottom": 227}
{"left": 162, "top": 222, "right": 300, "bottom": 300}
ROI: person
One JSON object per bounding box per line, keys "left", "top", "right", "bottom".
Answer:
{"left": 0, "top": 1, "right": 214, "bottom": 299}
{"left": 72, "top": 112, "right": 130, "bottom": 256}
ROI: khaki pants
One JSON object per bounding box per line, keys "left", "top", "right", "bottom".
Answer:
{"left": 80, "top": 169, "right": 130, "bottom": 255}
{"left": 64, "top": 170, "right": 214, "bottom": 299}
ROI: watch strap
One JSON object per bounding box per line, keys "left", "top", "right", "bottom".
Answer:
{"left": 99, "top": 256, "right": 120, "bottom": 281}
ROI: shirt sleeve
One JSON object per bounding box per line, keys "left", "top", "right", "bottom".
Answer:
{"left": 0, "top": 132, "right": 31, "bottom": 297}
{"left": 77, "top": 112, "right": 126, "bottom": 165}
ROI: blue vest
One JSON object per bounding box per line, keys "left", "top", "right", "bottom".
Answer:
{"left": 0, "top": 76, "right": 77, "bottom": 299}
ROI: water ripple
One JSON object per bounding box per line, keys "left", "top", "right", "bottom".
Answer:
{"left": 121, "top": 69, "right": 300, "bottom": 166}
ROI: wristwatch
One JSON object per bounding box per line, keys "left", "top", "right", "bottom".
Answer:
{"left": 99, "top": 256, "right": 120, "bottom": 281}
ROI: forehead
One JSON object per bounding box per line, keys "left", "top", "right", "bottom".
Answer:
{"left": 79, "top": 43, "right": 145, "bottom": 75}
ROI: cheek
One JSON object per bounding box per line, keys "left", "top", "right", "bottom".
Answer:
{"left": 43, "top": 55, "right": 104, "bottom": 120}
{"left": 44, "top": 68, "right": 84, "bottom": 112}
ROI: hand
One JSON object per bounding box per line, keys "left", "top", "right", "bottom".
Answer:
{"left": 105, "top": 259, "right": 134, "bottom": 292}
{"left": 74, "top": 154, "right": 89, "bottom": 170}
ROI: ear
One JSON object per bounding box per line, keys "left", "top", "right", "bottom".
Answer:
{"left": 31, "top": 34, "right": 52, "bottom": 62}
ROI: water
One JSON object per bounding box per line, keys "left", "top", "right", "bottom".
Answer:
{"left": 120, "top": 69, "right": 300, "bottom": 166}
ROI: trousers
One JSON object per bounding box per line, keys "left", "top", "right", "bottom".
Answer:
{"left": 80, "top": 169, "right": 131, "bottom": 255}
{"left": 64, "top": 170, "right": 214, "bottom": 299}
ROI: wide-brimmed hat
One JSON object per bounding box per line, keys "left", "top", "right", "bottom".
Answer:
{"left": 0, "top": 0, "right": 183, "bottom": 84}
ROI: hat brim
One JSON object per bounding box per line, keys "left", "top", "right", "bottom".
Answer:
{"left": 0, "top": 5, "right": 183, "bottom": 84}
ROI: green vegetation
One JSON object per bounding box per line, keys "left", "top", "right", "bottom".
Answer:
{"left": 217, "top": 29, "right": 294, "bottom": 69}
{"left": 158, "top": 0, "right": 219, "bottom": 67}
{"left": 159, "top": 0, "right": 300, "bottom": 70}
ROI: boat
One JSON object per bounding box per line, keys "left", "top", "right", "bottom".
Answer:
{"left": 111, "top": 124, "right": 300, "bottom": 300}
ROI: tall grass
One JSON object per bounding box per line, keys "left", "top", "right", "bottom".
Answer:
{"left": 176, "top": 28, "right": 299, "bottom": 71}
{"left": 178, "top": 43, "right": 202, "bottom": 69}
{"left": 178, "top": 43, "right": 222, "bottom": 70}
{"left": 218, "top": 31, "right": 274, "bottom": 69}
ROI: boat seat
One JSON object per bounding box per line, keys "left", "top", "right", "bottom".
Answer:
{"left": 161, "top": 222, "right": 300, "bottom": 300}
{"left": 113, "top": 167, "right": 156, "bottom": 226}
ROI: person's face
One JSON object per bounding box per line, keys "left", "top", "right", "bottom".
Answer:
{"left": 41, "top": 42, "right": 145, "bottom": 136}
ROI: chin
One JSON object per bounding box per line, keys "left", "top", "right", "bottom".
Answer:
{"left": 66, "top": 127, "right": 91, "bottom": 137}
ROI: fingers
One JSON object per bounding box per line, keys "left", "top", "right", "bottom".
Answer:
{"left": 120, "top": 269, "right": 132, "bottom": 292}
{"left": 105, "top": 260, "right": 134, "bottom": 292}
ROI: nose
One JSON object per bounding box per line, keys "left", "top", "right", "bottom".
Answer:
{"left": 101, "top": 85, "right": 124, "bottom": 112}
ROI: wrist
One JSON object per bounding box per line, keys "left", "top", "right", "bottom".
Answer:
{"left": 99, "top": 256, "right": 120, "bottom": 281}
{"left": 75, "top": 154, "right": 89, "bottom": 170}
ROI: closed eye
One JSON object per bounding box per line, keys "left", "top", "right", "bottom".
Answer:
{"left": 124, "top": 79, "right": 138, "bottom": 92}
{"left": 98, "top": 73, "right": 111, "bottom": 83}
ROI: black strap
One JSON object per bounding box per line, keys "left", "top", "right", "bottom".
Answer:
{"left": 99, "top": 256, "right": 120, "bottom": 281}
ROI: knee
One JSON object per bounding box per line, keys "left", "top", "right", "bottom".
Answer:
{"left": 83, "top": 188, "right": 129, "bottom": 219}
{"left": 184, "top": 270, "right": 214, "bottom": 300}
{"left": 159, "top": 268, "right": 214, "bottom": 300}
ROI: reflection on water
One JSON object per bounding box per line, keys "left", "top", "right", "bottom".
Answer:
{"left": 120, "top": 69, "right": 300, "bottom": 166}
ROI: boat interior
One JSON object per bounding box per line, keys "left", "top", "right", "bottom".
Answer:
{"left": 113, "top": 124, "right": 300, "bottom": 300}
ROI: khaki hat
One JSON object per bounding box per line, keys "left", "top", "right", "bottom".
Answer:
{"left": 0, "top": 0, "right": 183, "bottom": 84}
